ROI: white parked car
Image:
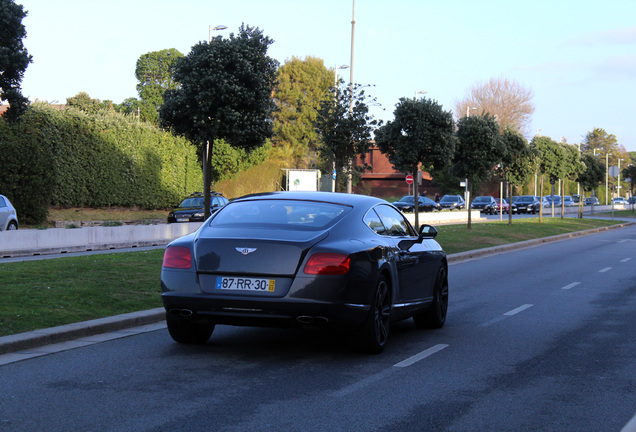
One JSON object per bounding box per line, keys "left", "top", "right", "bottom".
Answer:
{"left": 613, "top": 197, "right": 628, "bottom": 205}
{"left": 0, "top": 195, "right": 19, "bottom": 231}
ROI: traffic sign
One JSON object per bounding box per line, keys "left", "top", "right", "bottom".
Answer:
{"left": 405, "top": 174, "right": 414, "bottom": 184}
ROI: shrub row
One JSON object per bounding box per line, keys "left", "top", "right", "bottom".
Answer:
{"left": 0, "top": 104, "right": 202, "bottom": 224}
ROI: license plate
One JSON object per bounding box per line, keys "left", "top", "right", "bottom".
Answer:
{"left": 216, "top": 276, "right": 275, "bottom": 292}
{"left": 177, "top": 218, "right": 189, "bottom": 222}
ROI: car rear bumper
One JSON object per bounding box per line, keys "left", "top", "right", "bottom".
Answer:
{"left": 161, "top": 292, "right": 370, "bottom": 329}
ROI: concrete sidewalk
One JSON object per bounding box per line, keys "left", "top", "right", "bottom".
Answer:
{"left": 1, "top": 220, "right": 633, "bottom": 359}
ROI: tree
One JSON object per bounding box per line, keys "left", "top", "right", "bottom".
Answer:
{"left": 622, "top": 163, "right": 636, "bottom": 202}
{"left": 135, "top": 48, "right": 183, "bottom": 124}
{"left": 375, "top": 97, "right": 456, "bottom": 228}
{"left": 498, "top": 129, "right": 534, "bottom": 224}
{"left": 314, "top": 83, "right": 379, "bottom": 192}
{"left": 530, "top": 135, "right": 564, "bottom": 222}
{"left": 271, "top": 56, "right": 334, "bottom": 168}
{"left": 66, "top": 92, "right": 112, "bottom": 114}
{"left": 453, "top": 114, "right": 505, "bottom": 228}
{"left": 578, "top": 153, "right": 605, "bottom": 210}
{"left": 0, "top": 0, "right": 32, "bottom": 122}
{"left": 560, "top": 143, "right": 584, "bottom": 218}
{"left": 161, "top": 24, "right": 278, "bottom": 218}
{"left": 454, "top": 77, "right": 534, "bottom": 135}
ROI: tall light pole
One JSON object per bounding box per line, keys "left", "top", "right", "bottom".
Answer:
{"left": 332, "top": 65, "right": 349, "bottom": 192}
{"left": 346, "top": 0, "right": 355, "bottom": 194}
{"left": 618, "top": 158, "right": 624, "bottom": 198}
{"left": 415, "top": 90, "right": 427, "bottom": 99}
{"left": 606, "top": 152, "right": 609, "bottom": 205}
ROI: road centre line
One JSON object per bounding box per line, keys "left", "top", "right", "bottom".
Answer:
{"left": 561, "top": 282, "right": 581, "bottom": 290}
{"left": 599, "top": 267, "right": 612, "bottom": 273}
{"left": 394, "top": 344, "right": 449, "bottom": 368}
{"left": 621, "top": 258, "right": 632, "bottom": 263}
{"left": 334, "top": 344, "right": 448, "bottom": 397}
{"left": 503, "top": 304, "right": 534, "bottom": 316}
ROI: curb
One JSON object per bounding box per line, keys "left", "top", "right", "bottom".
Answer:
{"left": 1, "top": 221, "right": 633, "bottom": 355}
{"left": 0, "top": 308, "right": 165, "bottom": 355}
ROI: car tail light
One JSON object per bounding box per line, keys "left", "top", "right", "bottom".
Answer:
{"left": 304, "top": 253, "right": 350, "bottom": 275}
{"left": 163, "top": 247, "right": 192, "bottom": 269}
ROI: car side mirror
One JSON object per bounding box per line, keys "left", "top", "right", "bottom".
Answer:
{"left": 419, "top": 224, "right": 438, "bottom": 239}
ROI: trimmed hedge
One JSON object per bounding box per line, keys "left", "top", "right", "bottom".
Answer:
{"left": 0, "top": 103, "right": 202, "bottom": 224}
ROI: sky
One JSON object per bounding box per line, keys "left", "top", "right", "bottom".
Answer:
{"left": 15, "top": 0, "right": 636, "bottom": 153}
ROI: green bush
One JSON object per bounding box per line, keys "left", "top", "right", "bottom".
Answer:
{"left": 0, "top": 103, "right": 203, "bottom": 223}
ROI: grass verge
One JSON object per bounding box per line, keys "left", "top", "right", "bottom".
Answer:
{"left": 0, "top": 218, "right": 629, "bottom": 337}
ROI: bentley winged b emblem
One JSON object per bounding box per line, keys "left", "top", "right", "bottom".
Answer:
{"left": 236, "top": 247, "right": 257, "bottom": 255}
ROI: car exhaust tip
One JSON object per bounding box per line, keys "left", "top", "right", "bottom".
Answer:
{"left": 169, "top": 308, "right": 194, "bottom": 317}
{"left": 296, "top": 315, "right": 329, "bottom": 325}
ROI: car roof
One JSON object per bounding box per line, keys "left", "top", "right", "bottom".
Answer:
{"left": 232, "top": 191, "right": 388, "bottom": 207}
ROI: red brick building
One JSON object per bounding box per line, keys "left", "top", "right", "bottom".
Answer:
{"left": 352, "top": 145, "right": 438, "bottom": 199}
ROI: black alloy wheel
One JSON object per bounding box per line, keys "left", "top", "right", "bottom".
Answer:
{"left": 359, "top": 275, "right": 392, "bottom": 354}
{"left": 413, "top": 265, "right": 448, "bottom": 329}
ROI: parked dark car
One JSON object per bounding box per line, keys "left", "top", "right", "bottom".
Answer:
{"left": 393, "top": 195, "right": 440, "bottom": 213}
{"left": 167, "top": 192, "right": 229, "bottom": 223}
{"left": 585, "top": 197, "right": 600, "bottom": 205}
{"left": 439, "top": 194, "right": 465, "bottom": 210}
{"left": 512, "top": 195, "right": 541, "bottom": 214}
{"left": 543, "top": 195, "right": 562, "bottom": 207}
{"left": 471, "top": 196, "right": 497, "bottom": 213}
{"left": 573, "top": 194, "right": 585, "bottom": 204}
{"left": 0, "top": 194, "right": 19, "bottom": 231}
{"left": 161, "top": 191, "right": 448, "bottom": 354}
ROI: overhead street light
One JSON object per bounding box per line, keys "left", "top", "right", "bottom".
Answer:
{"left": 334, "top": 65, "right": 349, "bottom": 86}
{"left": 209, "top": 25, "right": 228, "bottom": 42}
{"left": 414, "top": 90, "right": 427, "bottom": 99}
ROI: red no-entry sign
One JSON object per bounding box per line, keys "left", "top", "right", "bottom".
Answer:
{"left": 405, "top": 174, "right": 414, "bottom": 184}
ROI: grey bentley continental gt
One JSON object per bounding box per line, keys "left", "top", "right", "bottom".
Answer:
{"left": 161, "top": 191, "right": 448, "bottom": 353}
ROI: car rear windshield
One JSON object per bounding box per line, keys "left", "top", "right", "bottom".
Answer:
{"left": 473, "top": 197, "right": 490, "bottom": 203}
{"left": 179, "top": 197, "right": 204, "bottom": 208}
{"left": 210, "top": 200, "right": 349, "bottom": 230}
{"left": 441, "top": 196, "right": 458, "bottom": 203}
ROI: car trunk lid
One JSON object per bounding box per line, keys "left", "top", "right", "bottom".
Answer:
{"left": 194, "top": 227, "right": 328, "bottom": 276}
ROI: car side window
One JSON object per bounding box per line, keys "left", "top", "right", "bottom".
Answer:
{"left": 363, "top": 209, "right": 386, "bottom": 235}
{"left": 0, "top": 197, "right": 5, "bottom": 207}
{"left": 374, "top": 204, "right": 416, "bottom": 237}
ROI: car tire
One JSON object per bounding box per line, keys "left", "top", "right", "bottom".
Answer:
{"left": 166, "top": 313, "right": 215, "bottom": 344}
{"left": 7, "top": 221, "right": 18, "bottom": 230}
{"left": 358, "top": 274, "right": 391, "bottom": 354}
{"left": 413, "top": 265, "right": 448, "bottom": 329}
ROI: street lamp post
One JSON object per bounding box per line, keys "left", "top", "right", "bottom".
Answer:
{"left": 332, "top": 65, "right": 349, "bottom": 193}
{"left": 415, "top": 90, "right": 427, "bottom": 99}
{"left": 618, "top": 158, "right": 624, "bottom": 199}
{"left": 606, "top": 152, "right": 609, "bottom": 205}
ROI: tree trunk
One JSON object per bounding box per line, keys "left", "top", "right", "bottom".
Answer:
{"left": 203, "top": 141, "right": 212, "bottom": 219}
{"left": 413, "top": 172, "right": 420, "bottom": 231}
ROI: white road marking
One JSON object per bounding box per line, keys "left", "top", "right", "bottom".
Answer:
{"left": 394, "top": 344, "right": 449, "bottom": 368}
{"left": 562, "top": 282, "right": 581, "bottom": 290}
{"left": 621, "top": 258, "right": 632, "bottom": 263}
{"left": 621, "top": 411, "right": 636, "bottom": 432}
{"left": 599, "top": 267, "right": 612, "bottom": 273}
{"left": 504, "top": 304, "right": 534, "bottom": 316}
{"left": 335, "top": 344, "right": 449, "bottom": 396}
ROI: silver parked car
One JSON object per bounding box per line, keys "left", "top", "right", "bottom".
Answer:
{"left": 0, "top": 195, "right": 19, "bottom": 231}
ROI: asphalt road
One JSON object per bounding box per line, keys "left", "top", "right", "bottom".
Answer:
{"left": 1, "top": 223, "right": 635, "bottom": 431}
